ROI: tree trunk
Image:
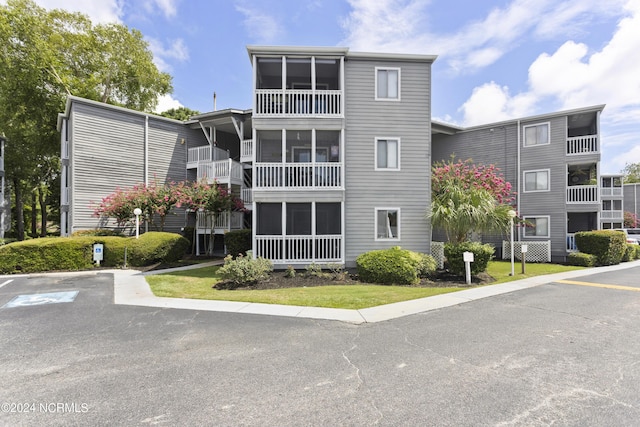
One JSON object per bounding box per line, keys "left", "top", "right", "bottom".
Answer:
{"left": 39, "top": 187, "right": 48, "bottom": 237}
{"left": 31, "top": 191, "right": 37, "bottom": 237}
{"left": 13, "top": 178, "right": 24, "bottom": 241}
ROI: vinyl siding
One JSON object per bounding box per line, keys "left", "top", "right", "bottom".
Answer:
{"left": 344, "top": 57, "right": 432, "bottom": 265}
{"left": 624, "top": 183, "right": 640, "bottom": 218}
{"left": 68, "top": 101, "right": 205, "bottom": 234}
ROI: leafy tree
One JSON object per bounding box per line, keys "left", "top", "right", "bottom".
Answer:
{"left": 0, "top": 0, "right": 173, "bottom": 240}
{"left": 621, "top": 163, "right": 640, "bottom": 183}
{"left": 428, "top": 157, "right": 515, "bottom": 243}
{"left": 160, "top": 107, "right": 201, "bottom": 121}
{"left": 624, "top": 211, "right": 639, "bottom": 228}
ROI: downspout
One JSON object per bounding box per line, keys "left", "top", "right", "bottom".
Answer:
{"left": 516, "top": 120, "right": 521, "bottom": 242}
{"left": 144, "top": 115, "right": 149, "bottom": 232}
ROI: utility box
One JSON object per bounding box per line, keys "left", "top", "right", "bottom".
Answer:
{"left": 93, "top": 243, "right": 104, "bottom": 265}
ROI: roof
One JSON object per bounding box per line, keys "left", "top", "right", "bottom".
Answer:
{"left": 246, "top": 45, "right": 437, "bottom": 63}
{"left": 56, "top": 95, "right": 185, "bottom": 131}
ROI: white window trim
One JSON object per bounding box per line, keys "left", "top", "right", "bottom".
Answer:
{"left": 374, "top": 67, "right": 401, "bottom": 101}
{"left": 523, "top": 169, "right": 551, "bottom": 193}
{"left": 523, "top": 215, "right": 550, "bottom": 238}
{"left": 374, "top": 207, "right": 401, "bottom": 241}
{"left": 374, "top": 137, "right": 401, "bottom": 171}
{"left": 522, "top": 121, "right": 551, "bottom": 147}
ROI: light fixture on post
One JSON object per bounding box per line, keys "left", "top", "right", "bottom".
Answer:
{"left": 508, "top": 210, "right": 517, "bottom": 276}
{"left": 133, "top": 208, "right": 142, "bottom": 239}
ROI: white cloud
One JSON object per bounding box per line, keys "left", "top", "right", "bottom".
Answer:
{"left": 146, "top": 37, "right": 189, "bottom": 72}
{"left": 341, "top": 0, "right": 628, "bottom": 74}
{"left": 32, "top": 0, "right": 123, "bottom": 23}
{"left": 459, "top": 82, "right": 537, "bottom": 126}
{"left": 154, "top": 94, "right": 183, "bottom": 114}
{"left": 142, "top": 0, "right": 179, "bottom": 19}
{"left": 234, "top": 1, "right": 283, "bottom": 43}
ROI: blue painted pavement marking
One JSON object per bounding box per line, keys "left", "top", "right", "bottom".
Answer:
{"left": 2, "top": 291, "right": 79, "bottom": 308}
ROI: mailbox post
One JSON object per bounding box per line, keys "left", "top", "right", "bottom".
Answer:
{"left": 463, "top": 251, "right": 474, "bottom": 285}
{"left": 521, "top": 244, "right": 528, "bottom": 274}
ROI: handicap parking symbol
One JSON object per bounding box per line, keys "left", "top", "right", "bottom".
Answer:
{"left": 2, "top": 291, "right": 79, "bottom": 308}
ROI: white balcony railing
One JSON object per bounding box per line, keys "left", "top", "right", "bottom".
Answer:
{"left": 567, "top": 185, "right": 598, "bottom": 203}
{"left": 241, "top": 139, "right": 253, "bottom": 163}
{"left": 241, "top": 188, "right": 252, "bottom": 205}
{"left": 197, "top": 159, "right": 243, "bottom": 184}
{"left": 254, "top": 89, "right": 342, "bottom": 116}
{"left": 196, "top": 211, "right": 243, "bottom": 232}
{"left": 254, "top": 163, "right": 342, "bottom": 189}
{"left": 601, "top": 210, "right": 623, "bottom": 220}
{"left": 567, "top": 135, "right": 598, "bottom": 155}
{"left": 601, "top": 187, "right": 623, "bottom": 197}
{"left": 255, "top": 235, "right": 343, "bottom": 263}
{"left": 566, "top": 233, "right": 577, "bottom": 252}
{"left": 187, "top": 145, "right": 230, "bottom": 168}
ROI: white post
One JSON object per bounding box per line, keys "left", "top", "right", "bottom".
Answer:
{"left": 134, "top": 208, "right": 142, "bottom": 239}
{"left": 463, "top": 251, "right": 474, "bottom": 285}
{"left": 508, "top": 210, "right": 517, "bottom": 276}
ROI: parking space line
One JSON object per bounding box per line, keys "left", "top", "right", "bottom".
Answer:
{"left": 556, "top": 279, "right": 640, "bottom": 292}
{"left": 0, "top": 280, "right": 13, "bottom": 289}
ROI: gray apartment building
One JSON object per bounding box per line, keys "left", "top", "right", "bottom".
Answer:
{"left": 57, "top": 45, "right": 622, "bottom": 266}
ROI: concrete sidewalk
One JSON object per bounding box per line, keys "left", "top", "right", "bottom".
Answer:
{"left": 113, "top": 260, "right": 640, "bottom": 324}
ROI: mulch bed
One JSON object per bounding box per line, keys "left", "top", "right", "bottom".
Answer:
{"left": 214, "top": 269, "right": 496, "bottom": 291}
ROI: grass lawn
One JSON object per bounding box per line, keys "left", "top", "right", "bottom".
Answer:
{"left": 146, "top": 261, "right": 585, "bottom": 310}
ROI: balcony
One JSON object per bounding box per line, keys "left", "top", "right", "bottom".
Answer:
{"left": 254, "top": 235, "right": 343, "bottom": 264}
{"left": 567, "top": 135, "right": 598, "bottom": 155}
{"left": 197, "top": 159, "right": 243, "bottom": 185}
{"left": 567, "top": 185, "right": 598, "bottom": 204}
{"left": 601, "top": 187, "right": 623, "bottom": 197}
{"left": 241, "top": 139, "right": 253, "bottom": 163}
{"left": 196, "top": 210, "right": 243, "bottom": 233}
{"left": 187, "top": 145, "right": 230, "bottom": 169}
{"left": 254, "top": 89, "right": 342, "bottom": 117}
{"left": 601, "top": 210, "right": 623, "bottom": 220}
{"left": 241, "top": 188, "right": 253, "bottom": 208}
{"left": 254, "top": 163, "right": 342, "bottom": 189}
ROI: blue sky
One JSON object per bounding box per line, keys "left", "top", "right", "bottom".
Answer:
{"left": 31, "top": 0, "right": 640, "bottom": 174}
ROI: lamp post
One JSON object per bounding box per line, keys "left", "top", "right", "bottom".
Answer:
{"left": 508, "top": 210, "right": 517, "bottom": 276}
{"left": 133, "top": 208, "right": 142, "bottom": 239}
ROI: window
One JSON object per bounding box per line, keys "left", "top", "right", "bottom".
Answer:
{"left": 524, "top": 170, "right": 550, "bottom": 192}
{"left": 375, "top": 208, "right": 400, "bottom": 240}
{"left": 375, "top": 68, "right": 400, "bottom": 100}
{"left": 603, "top": 200, "right": 622, "bottom": 211}
{"left": 523, "top": 216, "right": 549, "bottom": 238}
{"left": 375, "top": 138, "right": 400, "bottom": 170}
{"left": 523, "top": 123, "right": 550, "bottom": 147}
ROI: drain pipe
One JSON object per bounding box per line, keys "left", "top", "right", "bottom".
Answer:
{"left": 516, "top": 120, "right": 521, "bottom": 241}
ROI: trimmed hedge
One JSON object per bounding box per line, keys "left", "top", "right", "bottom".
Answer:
{"left": 575, "top": 230, "right": 626, "bottom": 266}
{"left": 225, "top": 229, "right": 252, "bottom": 257}
{"left": 444, "top": 242, "right": 494, "bottom": 276}
{"left": 636, "top": 246, "right": 640, "bottom": 260}
{"left": 622, "top": 244, "right": 636, "bottom": 262}
{"left": 356, "top": 246, "right": 436, "bottom": 285}
{"left": 567, "top": 252, "right": 597, "bottom": 267}
{"left": 0, "top": 232, "right": 189, "bottom": 274}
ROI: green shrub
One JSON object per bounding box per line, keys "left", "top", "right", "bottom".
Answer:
{"left": 284, "top": 265, "right": 296, "bottom": 278}
{"left": 575, "top": 230, "right": 626, "bottom": 266}
{"left": 224, "top": 229, "right": 252, "bottom": 257}
{"left": 181, "top": 226, "right": 196, "bottom": 254}
{"left": 636, "top": 246, "right": 640, "bottom": 260}
{"left": 567, "top": 252, "right": 597, "bottom": 267}
{"left": 0, "top": 232, "right": 189, "bottom": 273}
{"left": 127, "top": 232, "right": 190, "bottom": 266}
{"left": 444, "top": 242, "right": 494, "bottom": 276}
{"left": 356, "top": 246, "right": 428, "bottom": 285}
{"left": 218, "top": 252, "right": 273, "bottom": 285}
{"left": 305, "top": 263, "right": 323, "bottom": 276}
{"left": 622, "top": 244, "right": 635, "bottom": 262}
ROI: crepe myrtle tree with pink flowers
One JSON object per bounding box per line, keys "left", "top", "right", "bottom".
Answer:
{"left": 428, "top": 156, "right": 516, "bottom": 243}
{"left": 93, "top": 179, "right": 243, "bottom": 233}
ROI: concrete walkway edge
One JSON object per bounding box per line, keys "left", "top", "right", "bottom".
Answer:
{"left": 112, "top": 260, "right": 640, "bottom": 324}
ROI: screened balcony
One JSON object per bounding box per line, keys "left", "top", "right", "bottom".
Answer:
{"left": 567, "top": 163, "right": 598, "bottom": 204}
{"left": 254, "top": 56, "right": 343, "bottom": 117}
{"left": 566, "top": 111, "right": 599, "bottom": 155}
{"left": 254, "top": 129, "right": 343, "bottom": 190}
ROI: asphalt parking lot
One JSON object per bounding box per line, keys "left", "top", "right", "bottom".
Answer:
{"left": 1, "top": 264, "right": 640, "bottom": 426}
